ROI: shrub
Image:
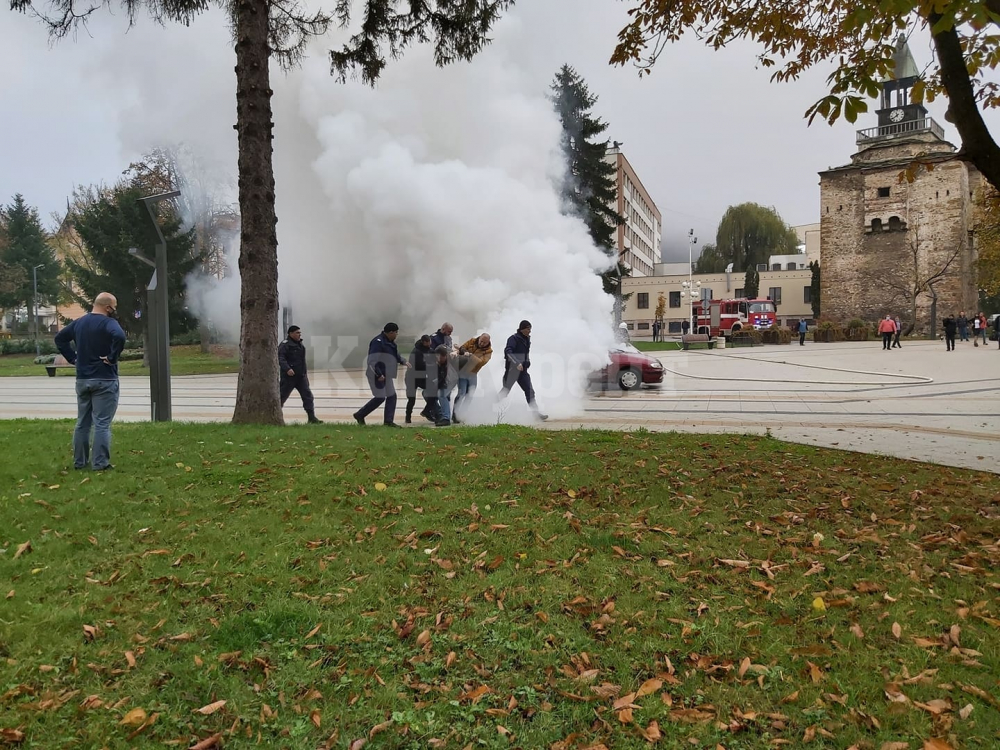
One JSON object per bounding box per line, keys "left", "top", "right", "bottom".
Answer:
{"left": 761, "top": 327, "right": 792, "bottom": 344}
{"left": 0, "top": 338, "right": 57, "bottom": 356}
{"left": 846, "top": 318, "right": 867, "bottom": 331}
{"left": 730, "top": 329, "right": 763, "bottom": 347}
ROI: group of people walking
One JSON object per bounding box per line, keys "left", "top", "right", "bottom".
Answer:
{"left": 877, "top": 315, "right": 904, "bottom": 350}
{"left": 942, "top": 311, "right": 995, "bottom": 351}
{"left": 279, "top": 320, "right": 548, "bottom": 427}
{"left": 348, "top": 320, "right": 547, "bottom": 427}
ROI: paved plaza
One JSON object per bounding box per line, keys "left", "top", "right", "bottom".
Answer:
{"left": 1, "top": 339, "right": 997, "bottom": 472}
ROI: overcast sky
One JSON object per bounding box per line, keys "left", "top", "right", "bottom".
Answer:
{"left": 1, "top": 0, "right": 993, "bottom": 262}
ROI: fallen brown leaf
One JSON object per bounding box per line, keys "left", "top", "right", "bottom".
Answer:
{"left": 348, "top": 740, "right": 367, "bottom": 750}
{"left": 13, "top": 541, "right": 31, "bottom": 560}
{"left": 193, "top": 700, "right": 226, "bottom": 715}
{"left": 188, "top": 733, "right": 222, "bottom": 750}
{"left": 923, "top": 739, "right": 953, "bottom": 750}
{"left": 119, "top": 708, "right": 147, "bottom": 727}
{"left": 878, "top": 743, "right": 910, "bottom": 750}
{"left": 311, "top": 709, "right": 322, "bottom": 728}
{"left": 892, "top": 622, "right": 902, "bottom": 639}
{"left": 635, "top": 678, "right": 662, "bottom": 698}
{"left": 0, "top": 728, "right": 25, "bottom": 744}
{"left": 638, "top": 720, "right": 661, "bottom": 742}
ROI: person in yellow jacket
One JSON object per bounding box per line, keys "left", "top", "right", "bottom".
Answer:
{"left": 453, "top": 333, "right": 492, "bottom": 423}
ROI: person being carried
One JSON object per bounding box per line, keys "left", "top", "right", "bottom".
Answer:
{"left": 404, "top": 335, "right": 433, "bottom": 424}
{"left": 498, "top": 320, "right": 547, "bottom": 421}
{"left": 424, "top": 345, "right": 460, "bottom": 426}
{"left": 454, "top": 332, "right": 492, "bottom": 424}
{"left": 353, "top": 322, "right": 410, "bottom": 427}
{"left": 278, "top": 325, "right": 322, "bottom": 424}
{"left": 54, "top": 292, "right": 127, "bottom": 471}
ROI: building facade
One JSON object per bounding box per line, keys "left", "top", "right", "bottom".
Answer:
{"left": 604, "top": 145, "right": 662, "bottom": 277}
{"left": 621, "top": 268, "right": 814, "bottom": 337}
{"left": 819, "top": 36, "right": 980, "bottom": 332}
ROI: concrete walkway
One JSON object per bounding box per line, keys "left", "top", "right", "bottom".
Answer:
{"left": 2, "top": 339, "right": 998, "bottom": 472}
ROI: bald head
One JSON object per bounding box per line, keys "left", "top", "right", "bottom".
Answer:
{"left": 478, "top": 333, "right": 491, "bottom": 348}
{"left": 93, "top": 293, "right": 118, "bottom": 315}
{"left": 441, "top": 322, "right": 454, "bottom": 336}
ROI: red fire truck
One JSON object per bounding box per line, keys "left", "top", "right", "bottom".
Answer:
{"left": 691, "top": 297, "right": 777, "bottom": 338}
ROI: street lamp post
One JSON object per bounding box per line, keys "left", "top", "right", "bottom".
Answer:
{"left": 32, "top": 264, "right": 44, "bottom": 357}
{"left": 685, "top": 230, "right": 699, "bottom": 332}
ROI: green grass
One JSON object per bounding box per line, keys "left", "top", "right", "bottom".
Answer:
{"left": 632, "top": 341, "right": 681, "bottom": 352}
{"left": 0, "top": 345, "right": 240, "bottom": 378}
{"left": 2, "top": 422, "right": 999, "bottom": 749}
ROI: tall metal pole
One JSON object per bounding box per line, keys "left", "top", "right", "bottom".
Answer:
{"left": 688, "top": 230, "right": 697, "bottom": 333}
{"left": 133, "top": 190, "right": 180, "bottom": 422}
{"left": 32, "top": 264, "right": 44, "bottom": 357}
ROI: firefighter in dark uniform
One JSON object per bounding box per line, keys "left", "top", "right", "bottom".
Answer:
{"left": 278, "top": 325, "right": 322, "bottom": 423}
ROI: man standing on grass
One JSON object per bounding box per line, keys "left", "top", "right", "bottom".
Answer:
{"left": 354, "top": 322, "right": 410, "bottom": 427}
{"left": 278, "top": 325, "right": 321, "bottom": 424}
{"left": 54, "top": 292, "right": 126, "bottom": 471}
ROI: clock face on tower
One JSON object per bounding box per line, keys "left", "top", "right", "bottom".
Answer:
{"left": 890, "top": 108, "right": 905, "bottom": 122}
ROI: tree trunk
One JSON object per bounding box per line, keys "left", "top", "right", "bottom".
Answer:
{"left": 231, "top": 0, "right": 282, "bottom": 425}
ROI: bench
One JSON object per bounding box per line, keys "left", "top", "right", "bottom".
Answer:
{"left": 45, "top": 355, "right": 74, "bottom": 377}
{"left": 681, "top": 334, "right": 716, "bottom": 350}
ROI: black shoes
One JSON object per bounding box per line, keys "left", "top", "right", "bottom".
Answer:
{"left": 353, "top": 413, "right": 366, "bottom": 425}
{"left": 308, "top": 415, "right": 323, "bottom": 424}
{"left": 94, "top": 464, "right": 114, "bottom": 472}
{"left": 435, "top": 419, "right": 451, "bottom": 427}
{"left": 384, "top": 422, "right": 402, "bottom": 428}
{"left": 405, "top": 416, "right": 412, "bottom": 424}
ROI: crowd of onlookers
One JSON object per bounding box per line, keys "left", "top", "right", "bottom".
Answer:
{"left": 941, "top": 311, "right": 996, "bottom": 351}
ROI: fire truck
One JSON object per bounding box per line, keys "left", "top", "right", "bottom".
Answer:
{"left": 691, "top": 297, "right": 777, "bottom": 338}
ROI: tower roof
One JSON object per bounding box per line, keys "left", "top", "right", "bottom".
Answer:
{"left": 884, "top": 34, "right": 920, "bottom": 81}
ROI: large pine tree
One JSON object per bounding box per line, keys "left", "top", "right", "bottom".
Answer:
{"left": 63, "top": 182, "right": 202, "bottom": 342}
{"left": 550, "top": 65, "right": 626, "bottom": 294}
{"left": 0, "top": 195, "right": 61, "bottom": 326}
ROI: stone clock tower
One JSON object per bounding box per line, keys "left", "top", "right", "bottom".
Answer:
{"left": 819, "top": 35, "right": 981, "bottom": 333}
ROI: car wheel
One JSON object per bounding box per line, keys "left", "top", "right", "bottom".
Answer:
{"left": 617, "top": 368, "right": 640, "bottom": 391}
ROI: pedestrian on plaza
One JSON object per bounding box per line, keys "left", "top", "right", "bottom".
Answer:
{"left": 797, "top": 318, "right": 808, "bottom": 346}
{"left": 943, "top": 314, "right": 958, "bottom": 351}
{"left": 425, "top": 345, "right": 460, "bottom": 426}
{"left": 681, "top": 319, "right": 690, "bottom": 337}
{"left": 892, "top": 316, "right": 903, "bottom": 348}
{"left": 54, "top": 291, "right": 127, "bottom": 471}
{"left": 278, "top": 325, "right": 322, "bottom": 423}
{"left": 976, "top": 312, "right": 988, "bottom": 346}
{"left": 499, "top": 320, "right": 548, "bottom": 421}
{"left": 454, "top": 332, "right": 492, "bottom": 424}
{"left": 652, "top": 320, "right": 661, "bottom": 343}
{"left": 877, "top": 315, "right": 896, "bottom": 351}
{"left": 957, "top": 311, "right": 969, "bottom": 342}
{"left": 972, "top": 312, "right": 982, "bottom": 347}
{"left": 404, "top": 334, "right": 433, "bottom": 424}
{"left": 353, "top": 322, "right": 410, "bottom": 427}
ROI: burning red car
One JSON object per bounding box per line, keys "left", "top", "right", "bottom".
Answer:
{"left": 593, "top": 343, "right": 665, "bottom": 390}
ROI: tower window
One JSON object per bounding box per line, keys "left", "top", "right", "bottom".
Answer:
{"left": 871, "top": 218, "right": 883, "bottom": 232}
{"left": 887, "top": 216, "right": 904, "bottom": 231}
{"left": 877, "top": 187, "right": 890, "bottom": 198}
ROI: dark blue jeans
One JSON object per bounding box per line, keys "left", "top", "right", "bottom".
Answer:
{"left": 74, "top": 379, "right": 119, "bottom": 469}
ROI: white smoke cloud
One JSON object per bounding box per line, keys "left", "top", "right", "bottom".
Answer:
{"left": 271, "top": 34, "right": 617, "bottom": 419}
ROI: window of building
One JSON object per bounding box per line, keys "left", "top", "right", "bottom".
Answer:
{"left": 768, "top": 287, "right": 782, "bottom": 305}
{"left": 871, "top": 218, "right": 883, "bottom": 232}
{"left": 701, "top": 288, "right": 713, "bottom": 302}
{"left": 771, "top": 263, "right": 781, "bottom": 271}
{"left": 756, "top": 263, "right": 767, "bottom": 271}
{"left": 637, "top": 293, "right": 649, "bottom": 309}
{"left": 786, "top": 262, "right": 797, "bottom": 270}
{"left": 888, "top": 216, "right": 904, "bottom": 231}
{"left": 669, "top": 291, "right": 681, "bottom": 308}
{"left": 735, "top": 288, "right": 744, "bottom": 298}
{"left": 637, "top": 322, "right": 650, "bottom": 330}
{"left": 877, "top": 187, "right": 890, "bottom": 198}
{"left": 625, "top": 323, "right": 633, "bottom": 330}
{"left": 668, "top": 321, "right": 682, "bottom": 333}
{"left": 803, "top": 286, "right": 812, "bottom": 304}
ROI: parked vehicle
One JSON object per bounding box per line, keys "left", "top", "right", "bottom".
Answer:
{"left": 593, "top": 343, "right": 664, "bottom": 390}
{"left": 692, "top": 297, "right": 776, "bottom": 338}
